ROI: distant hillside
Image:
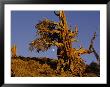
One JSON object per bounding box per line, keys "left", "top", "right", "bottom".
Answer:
{"left": 11, "top": 56, "right": 100, "bottom": 77}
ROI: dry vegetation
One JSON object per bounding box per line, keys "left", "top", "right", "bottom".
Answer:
{"left": 11, "top": 56, "right": 100, "bottom": 77}
{"left": 11, "top": 11, "right": 100, "bottom": 77}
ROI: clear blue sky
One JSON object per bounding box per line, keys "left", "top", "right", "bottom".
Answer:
{"left": 11, "top": 11, "right": 100, "bottom": 64}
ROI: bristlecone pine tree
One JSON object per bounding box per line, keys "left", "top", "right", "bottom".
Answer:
{"left": 29, "top": 11, "right": 99, "bottom": 76}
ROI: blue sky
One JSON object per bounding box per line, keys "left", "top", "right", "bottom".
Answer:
{"left": 11, "top": 11, "right": 100, "bottom": 64}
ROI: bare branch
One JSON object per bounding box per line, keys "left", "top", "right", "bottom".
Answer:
{"left": 89, "top": 32, "right": 100, "bottom": 64}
